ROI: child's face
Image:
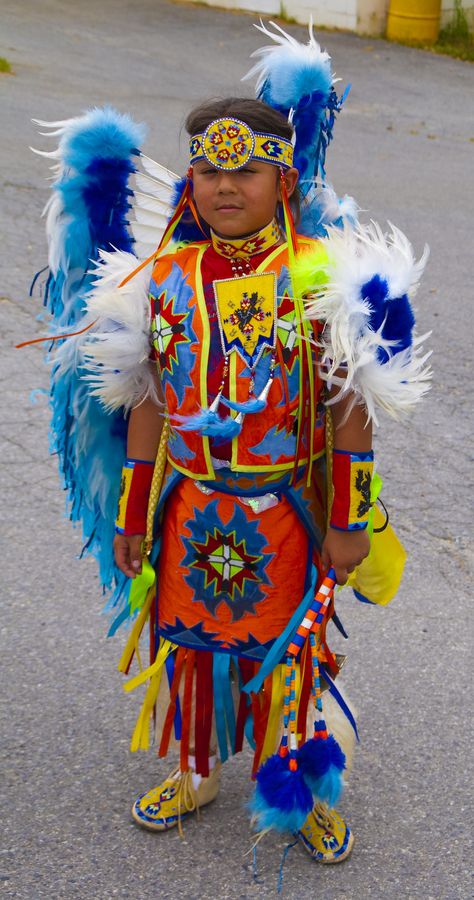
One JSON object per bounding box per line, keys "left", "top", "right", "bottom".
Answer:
{"left": 192, "top": 160, "right": 295, "bottom": 238}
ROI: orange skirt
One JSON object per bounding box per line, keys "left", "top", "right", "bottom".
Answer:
{"left": 157, "top": 478, "right": 314, "bottom": 659}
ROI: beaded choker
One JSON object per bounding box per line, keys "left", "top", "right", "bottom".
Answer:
{"left": 210, "top": 219, "right": 281, "bottom": 260}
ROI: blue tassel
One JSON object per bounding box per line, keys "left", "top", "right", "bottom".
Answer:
{"left": 174, "top": 409, "right": 242, "bottom": 439}
{"left": 250, "top": 752, "right": 313, "bottom": 834}
{"left": 297, "top": 734, "right": 346, "bottom": 808}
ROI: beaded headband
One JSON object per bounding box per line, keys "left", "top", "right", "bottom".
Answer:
{"left": 189, "top": 117, "right": 294, "bottom": 171}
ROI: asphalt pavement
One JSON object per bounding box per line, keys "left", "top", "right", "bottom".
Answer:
{"left": 1, "top": 1, "right": 473, "bottom": 898}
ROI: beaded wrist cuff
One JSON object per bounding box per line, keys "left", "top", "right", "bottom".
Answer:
{"left": 330, "top": 449, "right": 374, "bottom": 531}
{"left": 115, "top": 458, "right": 154, "bottom": 536}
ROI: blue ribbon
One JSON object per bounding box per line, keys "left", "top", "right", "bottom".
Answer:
{"left": 242, "top": 564, "right": 318, "bottom": 695}
{"left": 321, "top": 665, "right": 359, "bottom": 742}
{"left": 165, "top": 653, "right": 182, "bottom": 740}
{"left": 212, "top": 653, "right": 236, "bottom": 763}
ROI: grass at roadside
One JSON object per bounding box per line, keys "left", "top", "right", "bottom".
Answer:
{"left": 434, "top": 1, "right": 474, "bottom": 61}
{"left": 0, "top": 57, "right": 13, "bottom": 73}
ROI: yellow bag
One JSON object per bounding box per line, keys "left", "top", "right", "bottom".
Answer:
{"left": 345, "top": 474, "right": 407, "bottom": 606}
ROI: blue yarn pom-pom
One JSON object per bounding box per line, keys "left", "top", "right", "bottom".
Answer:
{"left": 297, "top": 735, "right": 346, "bottom": 808}
{"left": 250, "top": 753, "right": 314, "bottom": 834}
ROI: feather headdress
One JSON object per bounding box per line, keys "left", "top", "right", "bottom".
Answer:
{"left": 243, "top": 19, "right": 355, "bottom": 237}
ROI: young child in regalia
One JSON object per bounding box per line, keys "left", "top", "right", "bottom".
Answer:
{"left": 31, "top": 21, "right": 430, "bottom": 866}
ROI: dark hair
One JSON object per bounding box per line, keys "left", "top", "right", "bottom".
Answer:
{"left": 185, "top": 97, "right": 300, "bottom": 224}
{"left": 185, "top": 97, "right": 294, "bottom": 143}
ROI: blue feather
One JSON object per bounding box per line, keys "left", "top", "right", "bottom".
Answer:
{"left": 219, "top": 396, "right": 266, "bottom": 414}
{"left": 59, "top": 106, "right": 145, "bottom": 168}
{"left": 361, "top": 276, "right": 415, "bottom": 363}
{"left": 175, "top": 409, "right": 241, "bottom": 438}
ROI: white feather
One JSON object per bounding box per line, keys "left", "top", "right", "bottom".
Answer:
{"left": 134, "top": 189, "right": 171, "bottom": 214}
{"left": 42, "top": 192, "right": 67, "bottom": 278}
{"left": 130, "top": 221, "right": 167, "bottom": 248}
{"left": 80, "top": 249, "right": 161, "bottom": 412}
{"left": 134, "top": 171, "right": 174, "bottom": 202}
{"left": 139, "top": 154, "right": 178, "bottom": 187}
{"left": 133, "top": 206, "right": 170, "bottom": 229}
{"left": 130, "top": 166, "right": 176, "bottom": 255}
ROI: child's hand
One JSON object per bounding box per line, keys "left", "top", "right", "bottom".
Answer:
{"left": 321, "top": 527, "right": 371, "bottom": 585}
{"left": 113, "top": 533, "right": 145, "bottom": 579}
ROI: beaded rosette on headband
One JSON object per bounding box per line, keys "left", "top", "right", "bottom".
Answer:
{"left": 189, "top": 117, "right": 294, "bottom": 171}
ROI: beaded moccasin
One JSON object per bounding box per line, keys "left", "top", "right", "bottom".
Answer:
{"left": 298, "top": 803, "right": 354, "bottom": 863}
{"left": 132, "top": 762, "right": 221, "bottom": 833}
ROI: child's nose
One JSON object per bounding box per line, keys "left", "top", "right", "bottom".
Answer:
{"left": 217, "top": 172, "right": 238, "bottom": 192}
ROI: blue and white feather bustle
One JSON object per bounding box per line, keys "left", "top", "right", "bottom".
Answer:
{"left": 32, "top": 108, "right": 148, "bottom": 602}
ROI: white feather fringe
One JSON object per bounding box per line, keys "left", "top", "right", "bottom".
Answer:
{"left": 301, "top": 221, "right": 431, "bottom": 425}
{"left": 242, "top": 18, "right": 333, "bottom": 101}
{"left": 80, "top": 249, "right": 160, "bottom": 412}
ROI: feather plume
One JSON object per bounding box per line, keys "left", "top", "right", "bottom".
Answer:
{"left": 243, "top": 20, "right": 340, "bottom": 189}
{"left": 243, "top": 19, "right": 354, "bottom": 241}
{"left": 244, "top": 19, "right": 332, "bottom": 109}
{"left": 292, "top": 221, "right": 431, "bottom": 424}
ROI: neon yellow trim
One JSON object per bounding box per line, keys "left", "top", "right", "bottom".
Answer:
{"left": 256, "top": 241, "right": 286, "bottom": 273}
{"left": 129, "top": 558, "right": 156, "bottom": 617}
{"left": 230, "top": 448, "right": 325, "bottom": 474}
{"left": 117, "top": 587, "right": 155, "bottom": 674}
{"left": 304, "top": 316, "right": 316, "bottom": 488}
{"left": 194, "top": 244, "right": 216, "bottom": 480}
{"left": 293, "top": 305, "right": 305, "bottom": 473}
{"left": 166, "top": 454, "right": 211, "bottom": 481}
{"left": 230, "top": 352, "right": 239, "bottom": 469}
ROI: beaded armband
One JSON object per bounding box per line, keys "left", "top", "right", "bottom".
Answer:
{"left": 330, "top": 449, "right": 374, "bottom": 531}
{"left": 115, "top": 458, "right": 154, "bottom": 536}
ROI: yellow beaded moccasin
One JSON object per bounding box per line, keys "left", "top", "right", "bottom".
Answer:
{"left": 298, "top": 802, "right": 354, "bottom": 863}
{"left": 132, "top": 762, "right": 221, "bottom": 834}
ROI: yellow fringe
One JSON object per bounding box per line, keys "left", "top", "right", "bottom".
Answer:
{"left": 117, "top": 586, "right": 155, "bottom": 674}
{"left": 129, "top": 638, "right": 177, "bottom": 752}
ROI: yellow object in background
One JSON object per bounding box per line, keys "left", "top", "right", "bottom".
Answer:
{"left": 386, "top": 0, "right": 442, "bottom": 44}
{"left": 346, "top": 504, "right": 407, "bottom": 606}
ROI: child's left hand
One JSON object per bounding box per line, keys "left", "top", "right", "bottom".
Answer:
{"left": 321, "top": 527, "right": 371, "bottom": 585}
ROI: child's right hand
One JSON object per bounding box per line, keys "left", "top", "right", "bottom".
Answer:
{"left": 113, "top": 533, "right": 145, "bottom": 579}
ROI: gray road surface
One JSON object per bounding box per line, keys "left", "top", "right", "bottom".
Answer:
{"left": 1, "top": 1, "right": 473, "bottom": 898}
